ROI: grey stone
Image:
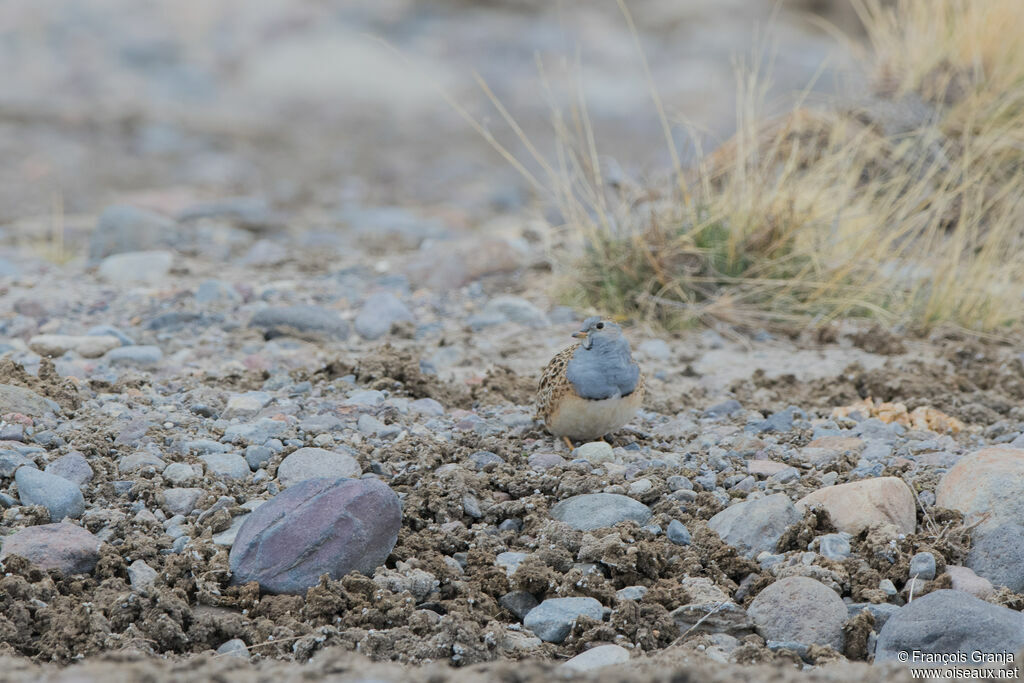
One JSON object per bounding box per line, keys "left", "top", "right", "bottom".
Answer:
{"left": 500, "top": 591, "right": 539, "bottom": 620}
{"left": 98, "top": 250, "right": 173, "bottom": 284}
{"left": 409, "top": 398, "right": 444, "bottom": 416}
{"left": 249, "top": 305, "right": 349, "bottom": 341}
{"left": 16, "top": 466, "right": 85, "bottom": 521}
{"left": 178, "top": 196, "right": 282, "bottom": 231}
{"left": 524, "top": 597, "right": 604, "bottom": 643}
{"left": 496, "top": 551, "right": 529, "bottom": 576}
{"left": 229, "top": 477, "right": 402, "bottom": 594}
{"left": 215, "top": 638, "right": 250, "bottom": 660}
{"left": 0, "top": 522, "right": 101, "bottom": 573}
{"left": 201, "top": 453, "right": 250, "bottom": 480}
{"left": 574, "top": 441, "right": 615, "bottom": 464}
{"left": 667, "top": 519, "right": 691, "bottom": 546}
{"left": 752, "top": 406, "right": 804, "bottom": 433}
{"left": 817, "top": 533, "right": 852, "bottom": 561}
{"left": 0, "top": 450, "right": 36, "bottom": 477}
{"left": 708, "top": 493, "right": 801, "bottom": 558}
{"left": 223, "top": 391, "right": 272, "bottom": 419}
{"left": 89, "top": 205, "right": 174, "bottom": 260}
{"left": 354, "top": 291, "right": 414, "bottom": 340}
{"left": 195, "top": 279, "right": 241, "bottom": 305}
{"left": 0, "top": 384, "right": 60, "bottom": 417}
{"left": 244, "top": 445, "right": 274, "bottom": 470}
{"left": 875, "top": 590, "right": 1024, "bottom": 662}
{"left": 277, "top": 447, "right": 361, "bottom": 487}
{"left": 119, "top": 451, "right": 165, "bottom": 474}
{"left": 162, "top": 462, "right": 197, "bottom": 485}
{"left": 161, "top": 488, "right": 205, "bottom": 516}
{"left": 44, "top": 453, "right": 93, "bottom": 486}
{"left": 549, "top": 493, "right": 652, "bottom": 531}
{"left": 222, "top": 418, "right": 287, "bottom": 444}
{"left": 670, "top": 578, "right": 752, "bottom": 635}
{"left": 965, "top": 523, "right": 1024, "bottom": 591}
{"left": 468, "top": 451, "right": 505, "bottom": 472}
{"left": 128, "top": 559, "right": 158, "bottom": 590}
{"left": 616, "top": 586, "right": 648, "bottom": 602}
{"left": 909, "top": 551, "right": 936, "bottom": 581}
{"left": 747, "top": 577, "right": 846, "bottom": 649}
{"left": 482, "top": 296, "right": 548, "bottom": 327}
{"left": 562, "top": 644, "right": 630, "bottom": 671}
{"left": 703, "top": 399, "right": 743, "bottom": 418}
{"left": 104, "top": 345, "right": 163, "bottom": 367}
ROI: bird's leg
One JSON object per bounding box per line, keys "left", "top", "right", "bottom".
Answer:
{"left": 563, "top": 436, "right": 574, "bottom": 451}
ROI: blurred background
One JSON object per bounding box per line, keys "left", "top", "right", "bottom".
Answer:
{"left": 0, "top": 0, "right": 863, "bottom": 228}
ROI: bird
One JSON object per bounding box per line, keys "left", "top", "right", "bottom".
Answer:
{"left": 536, "top": 317, "right": 645, "bottom": 449}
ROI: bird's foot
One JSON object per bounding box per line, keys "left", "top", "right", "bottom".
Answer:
{"left": 562, "top": 436, "right": 575, "bottom": 451}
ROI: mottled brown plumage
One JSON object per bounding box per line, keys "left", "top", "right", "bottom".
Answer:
{"left": 536, "top": 335, "right": 645, "bottom": 443}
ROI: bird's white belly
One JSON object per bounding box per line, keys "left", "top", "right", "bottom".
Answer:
{"left": 546, "top": 392, "right": 642, "bottom": 440}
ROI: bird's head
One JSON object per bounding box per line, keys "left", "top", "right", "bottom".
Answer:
{"left": 572, "top": 316, "right": 624, "bottom": 350}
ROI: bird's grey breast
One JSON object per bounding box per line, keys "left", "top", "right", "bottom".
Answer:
{"left": 566, "top": 341, "right": 640, "bottom": 400}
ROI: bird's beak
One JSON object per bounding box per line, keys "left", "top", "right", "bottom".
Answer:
{"left": 572, "top": 331, "right": 587, "bottom": 339}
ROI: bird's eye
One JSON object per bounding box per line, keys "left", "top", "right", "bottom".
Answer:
{"left": 595, "top": 322, "right": 604, "bottom": 329}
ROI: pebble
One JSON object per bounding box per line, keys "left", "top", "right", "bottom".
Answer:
{"left": 215, "top": 639, "right": 250, "bottom": 660}
{"left": 42, "top": 453, "right": 93, "bottom": 487}
{"left": 499, "top": 591, "right": 538, "bottom": 620}
{"left": 277, "top": 447, "right": 361, "bottom": 487}
{"left": 549, "top": 493, "right": 652, "bottom": 531}
{"left": 229, "top": 477, "right": 401, "bottom": 594}
{"left": 89, "top": 205, "right": 174, "bottom": 259}
{"left": 354, "top": 291, "right": 414, "bottom": 340}
{"left": 875, "top": 590, "right": 1024, "bottom": 662}
{"left": 244, "top": 445, "right": 274, "bottom": 470}
{"left": 703, "top": 399, "right": 743, "bottom": 418}
{"left": 481, "top": 296, "right": 548, "bottom": 327}
{"left": 523, "top": 597, "right": 604, "bottom": 643}
{"left": 105, "top": 345, "right": 164, "bottom": 367}
{"left": 666, "top": 519, "right": 691, "bottom": 546}
{"left": 409, "top": 398, "right": 444, "bottom": 416}
{"left": 200, "top": 453, "right": 251, "bottom": 480}
{"left": 747, "top": 576, "right": 846, "bottom": 650}
{"left": 0, "top": 522, "right": 101, "bottom": 574}
{"left": 817, "top": 533, "right": 852, "bottom": 561}
{"left": 945, "top": 565, "right": 994, "bottom": 599}
{"left": 223, "top": 392, "right": 273, "bottom": 419}
{"left": 222, "top": 419, "right": 287, "bottom": 444}
{"left": 0, "top": 451, "right": 35, "bottom": 477}
{"left": 751, "top": 406, "right": 804, "bottom": 433}
{"left": 195, "top": 279, "right": 241, "bottom": 305}
{"left": 561, "top": 644, "right": 630, "bottom": 672}
{"left": 707, "top": 493, "right": 801, "bottom": 558}
{"left": 574, "top": 441, "right": 614, "bottom": 464}
{"left": 127, "top": 559, "right": 158, "bottom": 590}
{"left": 161, "top": 488, "right": 205, "bottom": 516}
{"left": 796, "top": 476, "right": 916, "bottom": 536}
{"left": 15, "top": 466, "right": 85, "bottom": 521}
{"left": 616, "top": 585, "right": 648, "bottom": 602}
{"left": 528, "top": 453, "right": 566, "bottom": 471}
{"left": 119, "top": 451, "right": 165, "bottom": 474}
{"left": 909, "top": 551, "right": 936, "bottom": 580}
{"left": 670, "top": 578, "right": 752, "bottom": 635}
{"left": 935, "top": 447, "right": 1024, "bottom": 591}
{"left": 249, "top": 305, "right": 350, "bottom": 341}
{"left": 468, "top": 451, "right": 504, "bottom": 471}
{"left": 29, "top": 334, "right": 122, "bottom": 359}
{"left": 98, "top": 250, "right": 173, "bottom": 284}
{"left": 162, "top": 462, "right": 197, "bottom": 485}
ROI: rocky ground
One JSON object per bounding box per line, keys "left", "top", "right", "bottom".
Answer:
{"left": 1, "top": 1, "right": 1023, "bottom": 682}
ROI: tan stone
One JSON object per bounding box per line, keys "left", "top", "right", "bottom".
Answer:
{"left": 806, "top": 436, "right": 865, "bottom": 452}
{"left": 935, "top": 447, "right": 1024, "bottom": 526}
{"left": 796, "top": 476, "right": 916, "bottom": 535}
{"left": 747, "top": 460, "right": 792, "bottom": 477}
{"left": 29, "top": 334, "right": 121, "bottom": 359}
{"left": 945, "top": 565, "right": 994, "bottom": 600}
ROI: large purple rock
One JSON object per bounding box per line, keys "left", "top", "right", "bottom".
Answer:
{"left": 0, "top": 522, "right": 102, "bottom": 574}
{"left": 229, "top": 477, "right": 401, "bottom": 594}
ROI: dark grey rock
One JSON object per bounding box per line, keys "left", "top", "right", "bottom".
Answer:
{"left": 16, "top": 466, "right": 85, "bottom": 521}
{"left": 965, "top": 523, "right": 1024, "bottom": 591}
{"left": 751, "top": 406, "right": 804, "bottom": 433}
{"left": 249, "top": 305, "right": 349, "bottom": 341}
{"left": 549, "top": 493, "right": 652, "bottom": 531}
{"left": 524, "top": 597, "right": 604, "bottom": 643}
{"left": 667, "top": 519, "right": 691, "bottom": 546}
{"left": 747, "top": 577, "right": 846, "bottom": 650}
{"left": 44, "top": 452, "right": 93, "bottom": 486}
{"left": 707, "top": 493, "right": 802, "bottom": 558}
{"left": 909, "top": 551, "right": 937, "bottom": 581}
{"left": 229, "top": 477, "right": 401, "bottom": 594}
{"left": 875, "top": 590, "right": 1024, "bottom": 662}
{"left": 0, "top": 522, "right": 101, "bottom": 574}
{"left": 500, "top": 591, "right": 539, "bottom": 620}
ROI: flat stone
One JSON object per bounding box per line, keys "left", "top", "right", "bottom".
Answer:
{"left": 875, "top": 590, "right": 1024, "bottom": 662}
{"left": 0, "top": 522, "right": 101, "bottom": 574}
{"left": 549, "top": 493, "right": 652, "bottom": 531}
{"left": 16, "top": 466, "right": 85, "bottom": 521}
{"left": 708, "top": 493, "right": 802, "bottom": 558}
{"left": 104, "top": 345, "right": 163, "bottom": 367}
{"left": 29, "top": 334, "right": 121, "bottom": 359}
{"left": 161, "top": 488, "right": 206, "bottom": 516}
{"left": 796, "top": 476, "right": 915, "bottom": 536}
{"left": 747, "top": 576, "right": 846, "bottom": 650}
{"left": 670, "top": 577, "right": 752, "bottom": 635}
{"left": 277, "top": 447, "right": 361, "bottom": 487}
{"left": 222, "top": 418, "right": 287, "bottom": 444}
{"left": 230, "top": 477, "right": 401, "bottom": 594}
{"left": 201, "top": 453, "right": 250, "bottom": 480}
{"left": 249, "top": 305, "right": 350, "bottom": 341}
{"left": 524, "top": 597, "right": 604, "bottom": 643}
{"left": 0, "top": 384, "right": 59, "bottom": 417}
{"left": 747, "top": 460, "right": 792, "bottom": 477}
{"left": 119, "top": 451, "right": 165, "bottom": 474}
{"left": 562, "top": 644, "right": 630, "bottom": 672}
{"left": 44, "top": 452, "right": 93, "bottom": 486}
{"left": 98, "top": 250, "right": 173, "bottom": 284}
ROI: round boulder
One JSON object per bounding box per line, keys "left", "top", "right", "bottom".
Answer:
{"left": 747, "top": 576, "right": 847, "bottom": 650}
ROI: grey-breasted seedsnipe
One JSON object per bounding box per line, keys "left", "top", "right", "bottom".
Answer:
{"left": 536, "top": 317, "right": 645, "bottom": 447}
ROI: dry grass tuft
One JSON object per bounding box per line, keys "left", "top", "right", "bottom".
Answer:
{"left": 547, "top": 0, "right": 1024, "bottom": 333}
